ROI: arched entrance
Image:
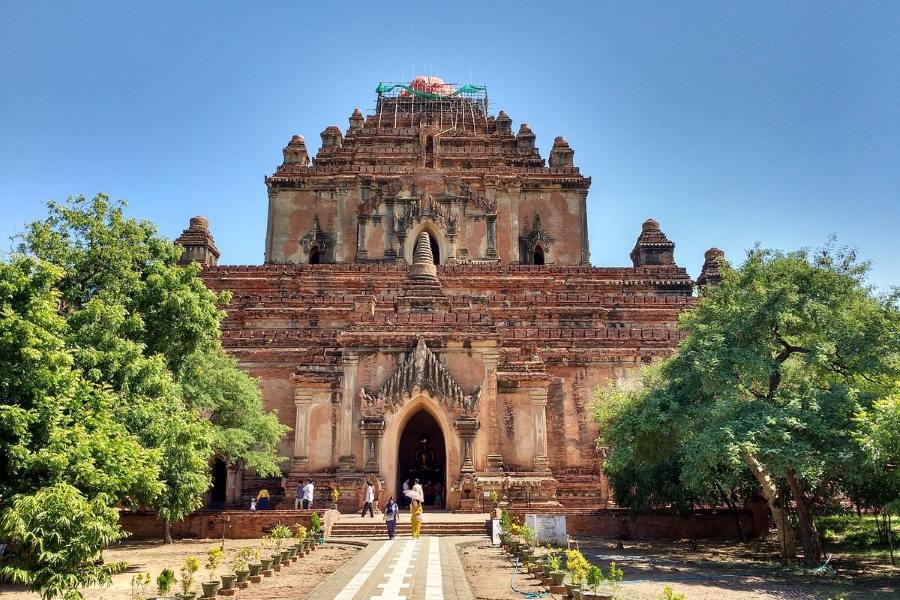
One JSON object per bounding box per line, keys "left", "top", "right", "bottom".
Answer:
{"left": 210, "top": 458, "right": 227, "bottom": 508}
{"left": 397, "top": 409, "right": 446, "bottom": 508}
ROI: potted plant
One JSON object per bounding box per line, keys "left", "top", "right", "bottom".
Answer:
{"left": 330, "top": 487, "right": 341, "bottom": 510}
{"left": 580, "top": 564, "right": 607, "bottom": 599}
{"left": 179, "top": 556, "right": 200, "bottom": 600}
{"left": 519, "top": 525, "right": 536, "bottom": 562}
{"left": 606, "top": 561, "right": 624, "bottom": 598}
{"left": 271, "top": 523, "right": 292, "bottom": 568}
{"left": 201, "top": 546, "right": 223, "bottom": 598}
{"left": 219, "top": 549, "right": 238, "bottom": 591}
{"left": 547, "top": 549, "right": 565, "bottom": 587}
{"left": 309, "top": 512, "right": 322, "bottom": 546}
{"left": 131, "top": 572, "right": 151, "bottom": 600}
{"left": 247, "top": 546, "right": 263, "bottom": 581}
{"left": 155, "top": 568, "right": 176, "bottom": 599}
{"left": 231, "top": 548, "right": 251, "bottom": 586}
{"left": 498, "top": 508, "right": 511, "bottom": 547}
{"left": 260, "top": 536, "right": 274, "bottom": 574}
{"left": 564, "top": 549, "right": 589, "bottom": 599}
{"left": 294, "top": 524, "right": 308, "bottom": 556}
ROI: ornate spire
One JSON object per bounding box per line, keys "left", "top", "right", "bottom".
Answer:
{"left": 175, "top": 216, "right": 220, "bottom": 267}
{"left": 409, "top": 231, "right": 437, "bottom": 279}
{"left": 697, "top": 247, "right": 726, "bottom": 288}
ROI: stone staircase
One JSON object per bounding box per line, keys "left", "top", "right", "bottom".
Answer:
{"left": 330, "top": 514, "right": 489, "bottom": 538}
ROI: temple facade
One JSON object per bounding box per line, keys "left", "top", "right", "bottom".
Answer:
{"left": 176, "top": 77, "right": 722, "bottom": 511}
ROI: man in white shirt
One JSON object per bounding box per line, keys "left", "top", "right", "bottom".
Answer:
{"left": 361, "top": 480, "right": 375, "bottom": 517}
{"left": 303, "top": 479, "right": 314, "bottom": 509}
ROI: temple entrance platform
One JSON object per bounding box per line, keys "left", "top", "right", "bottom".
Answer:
{"left": 328, "top": 511, "right": 490, "bottom": 539}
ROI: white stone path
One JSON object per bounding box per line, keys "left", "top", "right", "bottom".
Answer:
{"left": 319, "top": 536, "right": 473, "bottom": 600}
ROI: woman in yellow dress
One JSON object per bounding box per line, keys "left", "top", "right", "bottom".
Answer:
{"left": 410, "top": 500, "right": 423, "bottom": 539}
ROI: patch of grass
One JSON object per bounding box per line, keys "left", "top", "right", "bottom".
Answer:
{"left": 819, "top": 513, "right": 898, "bottom": 560}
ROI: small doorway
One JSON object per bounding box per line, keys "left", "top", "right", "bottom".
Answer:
{"left": 533, "top": 246, "right": 545, "bottom": 265}
{"left": 397, "top": 409, "right": 446, "bottom": 508}
{"left": 308, "top": 245, "right": 321, "bottom": 264}
{"left": 210, "top": 459, "right": 228, "bottom": 509}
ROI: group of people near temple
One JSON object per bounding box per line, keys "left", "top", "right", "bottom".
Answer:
{"left": 248, "top": 477, "right": 429, "bottom": 540}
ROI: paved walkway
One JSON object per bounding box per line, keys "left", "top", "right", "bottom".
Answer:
{"left": 312, "top": 536, "right": 478, "bottom": 600}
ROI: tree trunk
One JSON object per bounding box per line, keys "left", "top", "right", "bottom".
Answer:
{"left": 164, "top": 519, "right": 173, "bottom": 545}
{"left": 744, "top": 452, "right": 796, "bottom": 559}
{"left": 784, "top": 468, "right": 823, "bottom": 568}
{"left": 887, "top": 513, "right": 895, "bottom": 566}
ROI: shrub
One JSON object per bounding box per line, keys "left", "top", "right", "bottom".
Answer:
{"left": 0, "top": 483, "right": 126, "bottom": 600}
{"left": 310, "top": 512, "right": 322, "bottom": 534}
{"left": 179, "top": 556, "right": 200, "bottom": 597}
{"left": 546, "top": 548, "right": 562, "bottom": 571}
{"left": 565, "top": 549, "right": 590, "bottom": 586}
{"left": 586, "top": 564, "right": 604, "bottom": 592}
{"left": 155, "top": 568, "right": 175, "bottom": 596}
{"left": 658, "top": 586, "right": 686, "bottom": 600}
{"left": 205, "top": 547, "right": 223, "bottom": 582}
{"left": 270, "top": 524, "right": 292, "bottom": 549}
{"left": 294, "top": 524, "right": 308, "bottom": 540}
{"left": 130, "top": 573, "right": 151, "bottom": 600}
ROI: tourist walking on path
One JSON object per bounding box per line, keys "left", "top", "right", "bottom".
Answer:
{"left": 383, "top": 496, "right": 399, "bottom": 539}
{"left": 361, "top": 480, "right": 375, "bottom": 517}
{"left": 410, "top": 499, "right": 423, "bottom": 539}
{"left": 412, "top": 479, "right": 424, "bottom": 506}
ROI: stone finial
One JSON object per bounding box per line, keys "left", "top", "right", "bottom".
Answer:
{"left": 630, "top": 218, "right": 676, "bottom": 267}
{"left": 495, "top": 110, "right": 512, "bottom": 135}
{"left": 175, "top": 215, "right": 220, "bottom": 267}
{"left": 320, "top": 125, "right": 343, "bottom": 148}
{"left": 516, "top": 122, "right": 536, "bottom": 151}
{"left": 283, "top": 134, "right": 309, "bottom": 166}
{"left": 409, "top": 232, "right": 437, "bottom": 279}
{"left": 697, "top": 247, "right": 726, "bottom": 288}
{"left": 349, "top": 108, "right": 364, "bottom": 132}
{"left": 549, "top": 136, "right": 574, "bottom": 168}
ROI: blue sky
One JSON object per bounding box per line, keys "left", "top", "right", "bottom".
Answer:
{"left": 1, "top": 1, "right": 898, "bottom": 289}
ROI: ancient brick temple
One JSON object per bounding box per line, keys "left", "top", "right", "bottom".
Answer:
{"left": 176, "top": 78, "right": 722, "bottom": 511}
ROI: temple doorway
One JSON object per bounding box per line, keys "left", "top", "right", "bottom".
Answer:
{"left": 210, "top": 458, "right": 227, "bottom": 508}
{"left": 397, "top": 409, "right": 446, "bottom": 508}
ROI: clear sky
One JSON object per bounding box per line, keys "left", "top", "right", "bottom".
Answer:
{"left": 1, "top": 1, "right": 898, "bottom": 289}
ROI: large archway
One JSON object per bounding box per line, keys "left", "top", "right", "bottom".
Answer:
{"left": 397, "top": 409, "right": 446, "bottom": 508}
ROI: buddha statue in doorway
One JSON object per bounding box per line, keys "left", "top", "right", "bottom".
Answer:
{"left": 415, "top": 436, "right": 435, "bottom": 468}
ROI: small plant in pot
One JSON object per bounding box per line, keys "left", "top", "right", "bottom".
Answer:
{"left": 155, "top": 568, "right": 176, "bottom": 599}
{"left": 271, "top": 523, "right": 293, "bottom": 566}
{"left": 131, "top": 572, "right": 151, "bottom": 600}
{"left": 581, "top": 564, "right": 607, "bottom": 599}
{"left": 294, "top": 524, "right": 308, "bottom": 555}
{"left": 260, "top": 535, "right": 274, "bottom": 571}
{"left": 201, "top": 546, "right": 223, "bottom": 598}
{"left": 231, "top": 547, "right": 252, "bottom": 584}
{"left": 330, "top": 487, "right": 341, "bottom": 510}
{"left": 247, "top": 545, "right": 263, "bottom": 579}
{"left": 309, "top": 512, "right": 322, "bottom": 545}
{"left": 565, "top": 549, "right": 589, "bottom": 599}
{"left": 179, "top": 556, "right": 200, "bottom": 600}
{"left": 546, "top": 548, "right": 565, "bottom": 587}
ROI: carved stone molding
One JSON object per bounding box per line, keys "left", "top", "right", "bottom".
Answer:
{"left": 299, "top": 215, "right": 333, "bottom": 255}
{"left": 520, "top": 212, "right": 553, "bottom": 254}
{"left": 359, "top": 337, "right": 482, "bottom": 417}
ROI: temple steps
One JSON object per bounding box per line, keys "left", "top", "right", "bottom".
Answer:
{"left": 330, "top": 518, "right": 489, "bottom": 538}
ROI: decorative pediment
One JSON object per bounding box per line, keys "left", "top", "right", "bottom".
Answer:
{"left": 520, "top": 211, "right": 553, "bottom": 251}
{"left": 299, "top": 215, "right": 332, "bottom": 253}
{"left": 359, "top": 337, "right": 481, "bottom": 417}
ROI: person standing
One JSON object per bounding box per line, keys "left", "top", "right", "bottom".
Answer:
{"left": 402, "top": 478, "right": 410, "bottom": 507}
{"left": 295, "top": 481, "right": 304, "bottom": 510}
{"left": 412, "top": 479, "right": 424, "bottom": 506}
{"left": 383, "top": 496, "right": 399, "bottom": 540}
{"left": 361, "top": 480, "right": 375, "bottom": 518}
{"left": 256, "top": 489, "right": 270, "bottom": 510}
{"left": 410, "top": 500, "right": 423, "bottom": 539}
{"left": 303, "top": 479, "right": 314, "bottom": 509}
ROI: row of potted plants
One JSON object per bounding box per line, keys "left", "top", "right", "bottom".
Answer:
{"left": 497, "top": 509, "right": 623, "bottom": 599}
{"left": 129, "top": 513, "right": 324, "bottom": 599}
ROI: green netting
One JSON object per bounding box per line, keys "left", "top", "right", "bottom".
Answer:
{"left": 375, "top": 82, "right": 486, "bottom": 99}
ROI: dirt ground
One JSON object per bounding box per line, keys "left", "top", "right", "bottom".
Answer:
{"left": 460, "top": 538, "right": 899, "bottom": 600}
{"left": 0, "top": 539, "right": 359, "bottom": 599}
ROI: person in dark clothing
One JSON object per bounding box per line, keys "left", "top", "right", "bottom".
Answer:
{"left": 383, "top": 496, "right": 399, "bottom": 539}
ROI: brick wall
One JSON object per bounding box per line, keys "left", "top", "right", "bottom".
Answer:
{"left": 120, "top": 510, "right": 315, "bottom": 540}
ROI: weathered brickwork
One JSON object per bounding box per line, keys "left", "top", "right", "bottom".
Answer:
{"left": 178, "top": 78, "right": 718, "bottom": 512}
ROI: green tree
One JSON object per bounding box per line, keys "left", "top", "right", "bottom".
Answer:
{"left": 179, "top": 348, "right": 289, "bottom": 478}
{"left": 0, "top": 483, "right": 126, "bottom": 599}
{"left": 597, "top": 244, "right": 900, "bottom": 567}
